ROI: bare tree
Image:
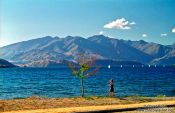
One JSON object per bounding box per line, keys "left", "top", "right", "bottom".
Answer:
{"left": 67, "top": 53, "right": 99, "bottom": 97}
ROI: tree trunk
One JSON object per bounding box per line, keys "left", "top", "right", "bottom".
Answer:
{"left": 81, "top": 78, "right": 84, "bottom": 97}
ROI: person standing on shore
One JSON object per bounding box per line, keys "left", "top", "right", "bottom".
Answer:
{"left": 109, "top": 79, "right": 114, "bottom": 96}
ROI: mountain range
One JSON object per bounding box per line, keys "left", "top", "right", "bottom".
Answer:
{"left": 0, "top": 35, "right": 175, "bottom": 66}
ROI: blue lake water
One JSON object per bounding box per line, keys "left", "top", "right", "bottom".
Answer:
{"left": 0, "top": 66, "right": 175, "bottom": 99}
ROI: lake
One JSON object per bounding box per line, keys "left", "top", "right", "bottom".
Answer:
{"left": 0, "top": 66, "right": 175, "bottom": 99}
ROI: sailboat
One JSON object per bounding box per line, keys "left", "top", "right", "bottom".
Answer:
{"left": 108, "top": 65, "right": 111, "bottom": 69}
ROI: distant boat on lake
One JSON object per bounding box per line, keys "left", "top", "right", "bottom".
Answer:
{"left": 108, "top": 65, "right": 111, "bottom": 69}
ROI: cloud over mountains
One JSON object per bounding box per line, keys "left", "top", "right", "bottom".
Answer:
{"left": 142, "top": 34, "right": 147, "bottom": 37}
{"left": 160, "top": 33, "right": 167, "bottom": 37}
{"left": 172, "top": 28, "right": 175, "bottom": 33}
{"left": 104, "top": 18, "right": 135, "bottom": 30}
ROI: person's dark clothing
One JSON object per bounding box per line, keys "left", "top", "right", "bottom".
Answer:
{"left": 110, "top": 85, "right": 114, "bottom": 92}
{"left": 110, "top": 80, "right": 114, "bottom": 92}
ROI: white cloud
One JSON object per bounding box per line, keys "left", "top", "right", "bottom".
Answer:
{"left": 160, "top": 33, "right": 167, "bottom": 37}
{"left": 99, "top": 31, "right": 104, "bottom": 35}
{"left": 104, "top": 18, "right": 135, "bottom": 30}
{"left": 142, "top": 34, "right": 147, "bottom": 37}
{"left": 172, "top": 28, "right": 175, "bottom": 33}
{"left": 130, "top": 21, "right": 136, "bottom": 25}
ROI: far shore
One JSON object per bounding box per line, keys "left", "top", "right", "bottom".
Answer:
{"left": 1, "top": 96, "right": 175, "bottom": 113}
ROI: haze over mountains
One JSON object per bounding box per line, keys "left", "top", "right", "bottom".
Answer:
{"left": 0, "top": 35, "right": 175, "bottom": 67}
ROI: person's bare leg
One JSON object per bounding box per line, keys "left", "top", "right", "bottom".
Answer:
{"left": 109, "top": 92, "right": 111, "bottom": 96}
{"left": 112, "top": 92, "right": 114, "bottom": 96}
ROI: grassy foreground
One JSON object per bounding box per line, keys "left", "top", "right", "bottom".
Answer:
{"left": 0, "top": 96, "right": 175, "bottom": 112}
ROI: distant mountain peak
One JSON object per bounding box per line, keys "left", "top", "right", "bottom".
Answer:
{"left": 88, "top": 35, "right": 112, "bottom": 42}
{"left": 65, "top": 36, "right": 84, "bottom": 40}
{"left": 65, "top": 36, "right": 74, "bottom": 38}
{"left": 40, "top": 36, "right": 54, "bottom": 39}
{"left": 138, "top": 40, "right": 147, "bottom": 44}
{"left": 53, "top": 36, "right": 59, "bottom": 39}
{"left": 89, "top": 35, "right": 110, "bottom": 39}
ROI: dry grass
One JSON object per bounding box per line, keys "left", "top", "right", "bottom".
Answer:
{"left": 0, "top": 96, "right": 175, "bottom": 112}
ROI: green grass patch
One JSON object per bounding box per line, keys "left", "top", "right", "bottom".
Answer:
{"left": 84, "top": 96, "right": 95, "bottom": 100}
{"left": 156, "top": 94, "right": 166, "bottom": 98}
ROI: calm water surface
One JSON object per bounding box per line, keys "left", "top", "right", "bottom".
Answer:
{"left": 0, "top": 67, "right": 175, "bottom": 99}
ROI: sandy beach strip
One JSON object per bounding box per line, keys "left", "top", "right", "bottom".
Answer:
{"left": 1, "top": 100, "right": 175, "bottom": 113}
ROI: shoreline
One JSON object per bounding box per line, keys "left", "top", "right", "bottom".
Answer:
{"left": 1, "top": 96, "right": 175, "bottom": 112}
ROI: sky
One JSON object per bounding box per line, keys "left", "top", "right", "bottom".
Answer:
{"left": 0, "top": 0, "right": 175, "bottom": 47}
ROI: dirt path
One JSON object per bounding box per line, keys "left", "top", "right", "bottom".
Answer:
{"left": 2, "top": 100, "right": 175, "bottom": 113}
